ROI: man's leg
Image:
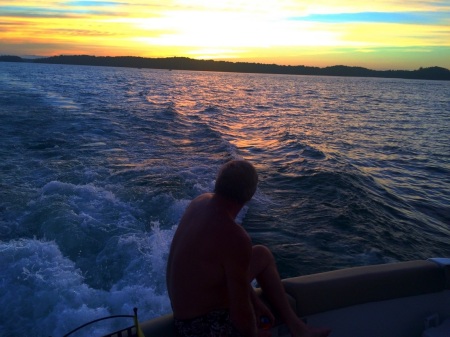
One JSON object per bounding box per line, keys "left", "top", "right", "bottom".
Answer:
{"left": 249, "top": 245, "right": 330, "bottom": 337}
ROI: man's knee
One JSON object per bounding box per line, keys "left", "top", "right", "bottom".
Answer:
{"left": 250, "top": 245, "right": 277, "bottom": 281}
{"left": 252, "top": 245, "right": 275, "bottom": 264}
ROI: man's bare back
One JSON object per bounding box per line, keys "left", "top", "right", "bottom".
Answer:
{"left": 166, "top": 160, "right": 330, "bottom": 337}
{"left": 166, "top": 193, "right": 252, "bottom": 319}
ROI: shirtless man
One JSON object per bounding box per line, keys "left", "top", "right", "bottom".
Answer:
{"left": 166, "top": 160, "right": 330, "bottom": 337}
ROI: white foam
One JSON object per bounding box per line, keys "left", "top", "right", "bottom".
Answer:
{"left": 1, "top": 178, "right": 186, "bottom": 336}
{"left": 0, "top": 222, "right": 175, "bottom": 337}
{"left": 0, "top": 239, "right": 100, "bottom": 336}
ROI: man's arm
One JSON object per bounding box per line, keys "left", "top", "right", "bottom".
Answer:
{"left": 223, "top": 231, "right": 257, "bottom": 337}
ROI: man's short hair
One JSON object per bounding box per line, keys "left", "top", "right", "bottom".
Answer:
{"left": 214, "top": 160, "right": 258, "bottom": 204}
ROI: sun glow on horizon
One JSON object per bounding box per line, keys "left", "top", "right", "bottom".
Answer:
{"left": 1, "top": 0, "right": 450, "bottom": 69}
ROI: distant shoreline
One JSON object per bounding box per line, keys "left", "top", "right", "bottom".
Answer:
{"left": 1, "top": 55, "right": 450, "bottom": 81}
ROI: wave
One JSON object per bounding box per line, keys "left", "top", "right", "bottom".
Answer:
{"left": 251, "top": 164, "right": 448, "bottom": 275}
{"left": 0, "top": 235, "right": 172, "bottom": 337}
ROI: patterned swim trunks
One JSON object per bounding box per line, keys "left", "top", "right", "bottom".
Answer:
{"left": 174, "top": 310, "right": 243, "bottom": 337}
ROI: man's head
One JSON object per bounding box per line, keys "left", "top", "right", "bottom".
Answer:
{"left": 214, "top": 160, "right": 258, "bottom": 205}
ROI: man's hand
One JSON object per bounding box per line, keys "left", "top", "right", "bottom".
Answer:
{"left": 257, "top": 328, "right": 272, "bottom": 337}
{"left": 250, "top": 287, "right": 275, "bottom": 328}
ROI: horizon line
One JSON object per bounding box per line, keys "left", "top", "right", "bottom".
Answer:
{"left": 3, "top": 54, "right": 450, "bottom": 73}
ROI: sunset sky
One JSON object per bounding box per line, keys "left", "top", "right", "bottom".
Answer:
{"left": 1, "top": 0, "right": 450, "bottom": 70}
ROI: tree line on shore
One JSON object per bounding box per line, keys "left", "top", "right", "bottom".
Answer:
{"left": 1, "top": 55, "right": 450, "bottom": 81}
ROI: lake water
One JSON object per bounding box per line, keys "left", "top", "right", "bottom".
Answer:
{"left": 0, "top": 62, "right": 449, "bottom": 336}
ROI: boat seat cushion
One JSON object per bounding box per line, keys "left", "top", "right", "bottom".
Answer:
{"left": 282, "top": 260, "right": 447, "bottom": 316}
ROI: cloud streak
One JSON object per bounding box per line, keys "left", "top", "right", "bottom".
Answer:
{"left": 296, "top": 11, "right": 450, "bottom": 25}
